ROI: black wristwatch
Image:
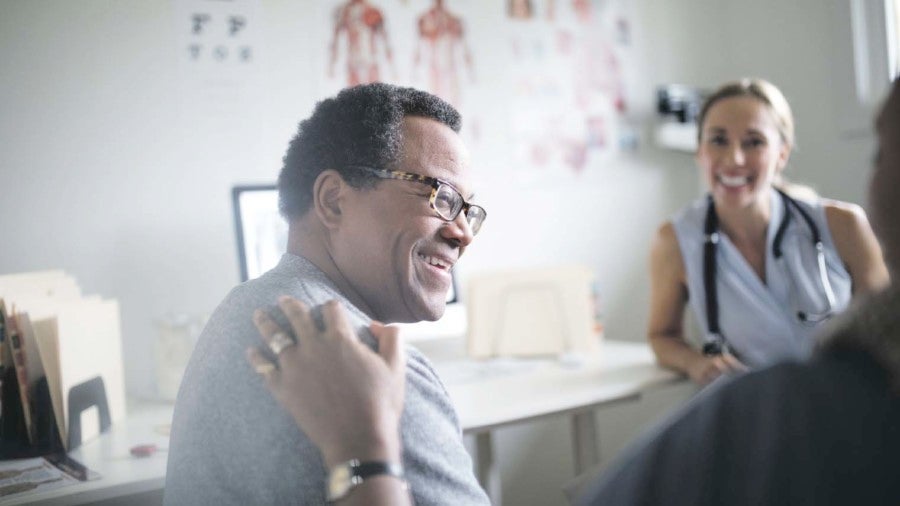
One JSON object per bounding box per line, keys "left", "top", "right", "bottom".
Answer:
{"left": 326, "top": 459, "right": 406, "bottom": 502}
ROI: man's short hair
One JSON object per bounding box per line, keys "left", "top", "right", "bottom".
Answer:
{"left": 278, "top": 83, "right": 462, "bottom": 219}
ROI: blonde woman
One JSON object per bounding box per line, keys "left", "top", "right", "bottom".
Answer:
{"left": 648, "top": 78, "right": 889, "bottom": 385}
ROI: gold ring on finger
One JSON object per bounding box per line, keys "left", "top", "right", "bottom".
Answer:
{"left": 269, "top": 332, "right": 296, "bottom": 356}
{"left": 254, "top": 363, "right": 276, "bottom": 375}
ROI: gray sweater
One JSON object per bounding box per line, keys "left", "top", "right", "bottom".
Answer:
{"left": 165, "top": 254, "right": 489, "bottom": 505}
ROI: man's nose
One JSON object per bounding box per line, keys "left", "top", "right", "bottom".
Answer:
{"left": 441, "top": 212, "right": 475, "bottom": 249}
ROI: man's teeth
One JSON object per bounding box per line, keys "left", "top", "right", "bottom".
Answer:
{"left": 719, "top": 174, "right": 750, "bottom": 187}
{"left": 420, "top": 254, "right": 450, "bottom": 269}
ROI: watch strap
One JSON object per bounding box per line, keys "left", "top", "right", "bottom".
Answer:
{"left": 326, "top": 459, "right": 405, "bottom": 502}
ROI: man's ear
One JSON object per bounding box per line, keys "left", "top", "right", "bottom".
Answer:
{"left": 312, "top": 169, "right": 348, "bottom": 230}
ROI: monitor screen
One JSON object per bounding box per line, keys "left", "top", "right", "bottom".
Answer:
{"left": 232, "top": 185, "right": 288, "bottom": 282}
{"left": 231, "top": 185, "right": 457, "bottom": 303}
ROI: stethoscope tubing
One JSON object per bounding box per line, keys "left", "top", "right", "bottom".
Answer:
{"left": 702, "top": 189, "right": 836, "bottom": 356}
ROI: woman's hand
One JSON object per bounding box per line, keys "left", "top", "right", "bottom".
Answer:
{"left": 686, "top": 352, "right": 748, "bottom": 385}
{"left": 246, "top": 296, "right": 407, "bottom": 468}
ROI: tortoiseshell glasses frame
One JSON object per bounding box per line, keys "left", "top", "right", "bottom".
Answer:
{"left": 347, "top": 165, "right": 486, "bottom": 235}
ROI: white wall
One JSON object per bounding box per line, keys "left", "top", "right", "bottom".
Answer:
{"left": 718, "top": 1, "right": 879, "bottom": 205}
{"left": 0, "top": 0, "right": 704, "bottom": 399}
{"left": 0, "top": 1, "right": 883, "bottom": 504}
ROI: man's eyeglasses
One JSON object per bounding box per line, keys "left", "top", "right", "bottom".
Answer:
{"left": 347, "top": 165, "right": 487, "bottom": 235}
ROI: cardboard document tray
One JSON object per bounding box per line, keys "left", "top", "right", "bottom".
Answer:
{"left": 466, "top": 265, "right": 599, "bottom": 359}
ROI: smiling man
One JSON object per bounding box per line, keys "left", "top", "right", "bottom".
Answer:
{"left": 165, "top": 83, "right": 489, "bottom": 505}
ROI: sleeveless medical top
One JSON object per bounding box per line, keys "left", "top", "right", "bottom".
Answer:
{"left": 672, "top": 189, "right": 852, "bottom": 368}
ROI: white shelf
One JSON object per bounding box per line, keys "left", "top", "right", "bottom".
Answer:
{"left": 654, "top": 122, "right": 698, "bottom": 153}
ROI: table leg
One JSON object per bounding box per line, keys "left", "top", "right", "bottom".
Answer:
{"left": 475, "top": 431, "right": 502, "bottom": 504}
{"left": 571, "top": 410, "right": 599, "bottom": 475}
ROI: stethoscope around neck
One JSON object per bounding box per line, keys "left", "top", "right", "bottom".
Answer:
{"left": 701, "top": 189, "right": 837, "bottom": 356}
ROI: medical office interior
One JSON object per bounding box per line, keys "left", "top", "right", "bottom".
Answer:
{"left": 0, "top": 0, "right": 894, "bottom": 504}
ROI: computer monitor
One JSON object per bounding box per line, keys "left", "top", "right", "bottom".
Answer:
{"left": 231, "top": 184, "right": 457, "bottom": 303}
{"left": 232, "top": 185, "right": 287, "bottom": 282}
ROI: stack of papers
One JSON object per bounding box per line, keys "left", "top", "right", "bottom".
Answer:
{"left": 0, "top": 270, "right": 126, "bottom": 451}
{"left": 0, "top": 455, "right": 99, "bottom": 500}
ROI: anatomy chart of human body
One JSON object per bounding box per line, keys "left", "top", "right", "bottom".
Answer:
{"left": 413, "top": 0, "right": 474, "bottom": 108}
{"left": 328, "top": 0, "right": 395, "bottom": 86}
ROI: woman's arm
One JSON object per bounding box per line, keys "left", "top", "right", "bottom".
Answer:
{"left": 246, "top": 297, "right": 412, "bottom": 506}
{"left": 648, "top": 223, "right": 745, "bottom": 384}
{"left": 825, "top": 201, "right": 890, "bottom": 295}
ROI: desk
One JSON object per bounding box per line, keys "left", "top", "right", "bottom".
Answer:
{"left": 5, "top": 401, "right": 171, "bottom": 506}
{"left": 4, "top": 341, "right": 681, "bottom": 505}
{"left": 437, "top": 340, "right": 683, "bottom": 504}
